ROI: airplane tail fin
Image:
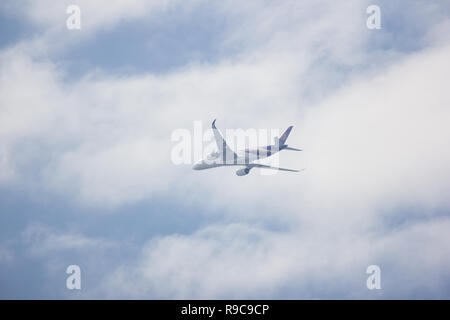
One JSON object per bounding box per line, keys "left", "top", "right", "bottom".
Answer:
{"left": 279, "top": 126, "right": 293, "bottom": 145}
{"left": 277, "top": 126, "right": 302, "bottom": 151}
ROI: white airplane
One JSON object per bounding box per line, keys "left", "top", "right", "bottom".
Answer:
{"left": 193, "top": 119, "right": 302, "bottom": 176}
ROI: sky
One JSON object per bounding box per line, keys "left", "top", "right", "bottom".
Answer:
{"left": 0, "top": 0, "right": 450, "bottom": 299}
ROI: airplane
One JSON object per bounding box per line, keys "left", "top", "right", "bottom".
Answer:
{"left": 192, "top": 119, "right": 302, "bottom": 176}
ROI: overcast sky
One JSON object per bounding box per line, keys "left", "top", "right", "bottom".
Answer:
{"left": 1, "top": 0, "right": 450, "bottom": 299}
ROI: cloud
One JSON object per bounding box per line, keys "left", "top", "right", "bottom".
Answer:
{"left": 21, "top": 223, "right": 115, "bottom": 256}
{"left": 1, "top": 0, "right": 204, "bottom": 59}
{"left": 5, "top": 223, "right": 126, "bottom": 298}
{"left": 95, "top": 217, "right": 450, "bottom": 299}
{"left": 0, "top": 45, "right": 308, "bottom": 206}
{"left": 1, "top": 0, "right": 450, "bottom": 299}
{"left": 21, "top": 0, "right": 184, "bottom": 31}
{"left": 300, "top": 44, "right": 450, "bottom": 213}
{"left": 0, "top": 245, "right": 14, "bottom": 265}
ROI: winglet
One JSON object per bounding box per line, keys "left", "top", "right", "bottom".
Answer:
{"left": 212, "top": 119, "right": 217, "bottom": 129}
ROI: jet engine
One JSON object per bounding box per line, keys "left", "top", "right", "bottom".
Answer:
{"left": 236, "top": 167, "right": 251, "bottom": 176}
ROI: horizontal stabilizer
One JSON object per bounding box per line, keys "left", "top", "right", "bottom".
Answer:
{"left": 285, "top": 147, "right": 302, "bottom": 151}
{"left": 248, "top": 163, "right": 302, "bottom": 173}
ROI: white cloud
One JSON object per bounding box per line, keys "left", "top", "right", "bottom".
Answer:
{"left": 18, "top": 0, "right": 193, "bottom": 36}
{"left": 1, "top": 0, "right": 450, "bottom": 298}
{"left": 21, "top": 224, "right": 115, "bottom": 256}
{"left": 96, "top": 218, "right": 450, "bottom": 298}
{"left": 2, "top": 0, "right": 203, "bottom": 58}
{"left": 1, "top": 0, "right": 450, "bottom": 220}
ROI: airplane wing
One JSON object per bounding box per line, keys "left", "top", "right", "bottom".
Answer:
{"left": 212, "top": 119, "right": 237, "bottom": 162}
{"left": 247, "top": 163, "right": 301, "bottom": 172}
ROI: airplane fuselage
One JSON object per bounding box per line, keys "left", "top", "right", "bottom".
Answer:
{"left": 192, "top": 144, "right": 287, "bottom": 170}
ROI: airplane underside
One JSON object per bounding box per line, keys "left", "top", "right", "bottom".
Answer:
{"left": 192, "top": 119, "right": 302, "bottom": 176}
